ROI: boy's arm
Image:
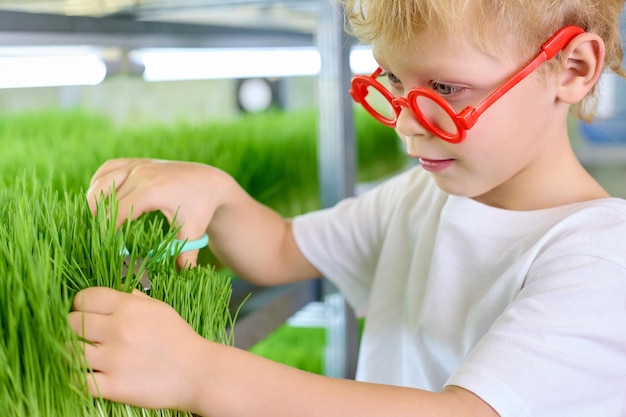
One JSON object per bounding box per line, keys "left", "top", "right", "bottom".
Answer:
{"left": 69, "top": 287, "right": 499, "bottom": 417}
{"left": 195, "top": 342, "right": 499, "bottom": 417}
{"left": 87, "top": 158, "right": 321, "bottom": 285}
{"left": 206, "top": 182, "right": 321, "bottom": 285}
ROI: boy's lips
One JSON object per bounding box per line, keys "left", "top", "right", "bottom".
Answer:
{"left": 418, "top": 157, "right": 455, "bottom": 172}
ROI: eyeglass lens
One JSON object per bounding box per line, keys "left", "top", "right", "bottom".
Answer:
{"left": 362, "top": 82, "right": 396, "bottom": 121}
{"left": 360, "top": 79, "right": 459, "bottom": 137}
{"left": 413, "top": 95, "right": 459, "bottom": 137}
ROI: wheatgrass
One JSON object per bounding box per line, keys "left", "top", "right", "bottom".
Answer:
{"left": 0, "top": 179, "right": 235, "bottom": 416}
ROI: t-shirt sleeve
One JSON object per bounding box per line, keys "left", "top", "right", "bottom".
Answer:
{"left": 447, "top": 209, "right": 626, "bottom": 417}
{"left": 292, "top": 168, "right": 434, "bottom": 315}
{"left": 292, "top": 185, "right": 391, "bottom": 315}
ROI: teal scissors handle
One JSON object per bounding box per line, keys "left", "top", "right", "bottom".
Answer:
{"left": 148, "top": 233, "right": 210, "bottom": 258}
{"left": 121, "top": 234, "right": 209, "bottom": 292}
{"left": 121, "top": 234, "right": 209, "bottom": 258}
{"left": 179, "top": 234, "right": 210, "bottom": 252}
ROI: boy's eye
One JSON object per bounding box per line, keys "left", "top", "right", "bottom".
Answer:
{"left": 380, "top": 71, "right": 401, "bottom": 85}
{"left": 387, "top": 72, "right": 401, "bottom": 84}
{"left": 431, "top": 81, "right": 463, "bottom": 96}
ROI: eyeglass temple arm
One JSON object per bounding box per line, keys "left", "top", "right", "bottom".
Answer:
{"left": 456, "top": 26, "right": 585, "bottom": 130}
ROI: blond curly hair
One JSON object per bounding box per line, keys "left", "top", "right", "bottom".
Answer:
{"left": 342, "top": 0, "right": 626, "bottom": 122}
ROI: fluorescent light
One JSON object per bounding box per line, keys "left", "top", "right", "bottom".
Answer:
{"left": 135, "top": 47, "right": 321, "bottom": 81}
{"left": 349, "top": 46, "right": 377, "bottom": 74}
{"left": 133, "top": 45, "right": 377, "bottom": 81}
{"left": 0, "top": 47, "right": 107, "bottom": 89}
{"left": 0, "top": 45, "right": 376, "bottom": 87}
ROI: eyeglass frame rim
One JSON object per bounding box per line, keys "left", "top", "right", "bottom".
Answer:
{"left": 349, "top": 25, "right": 586, "bottom": 143}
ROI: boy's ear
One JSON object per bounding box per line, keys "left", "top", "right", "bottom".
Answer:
{"left": 557, "top": 32, "right": 605, "bottom": 104}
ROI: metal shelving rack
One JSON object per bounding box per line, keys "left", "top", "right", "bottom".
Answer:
{"left": 0, "top": 0, "right": 359, "bottom": 377}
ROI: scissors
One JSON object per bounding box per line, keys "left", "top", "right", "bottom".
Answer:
{"left": 121, "top": 234, "right": 209, "bottom": 293}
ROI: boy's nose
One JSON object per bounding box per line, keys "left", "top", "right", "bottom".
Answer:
{"left": 395, "top": 106, "right": 430, "bottom": 139}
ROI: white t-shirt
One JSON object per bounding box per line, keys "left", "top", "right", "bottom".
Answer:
{"left": 292, "top": 166, "right": 626, "bottom": 417}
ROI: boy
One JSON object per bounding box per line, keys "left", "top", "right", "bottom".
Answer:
{"left": 69, "top": 0, "right": 626, "bottom": 416}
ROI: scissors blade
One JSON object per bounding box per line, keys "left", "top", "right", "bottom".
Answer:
{"left": 122, "top": 256, "right": 152, "bottom": 292}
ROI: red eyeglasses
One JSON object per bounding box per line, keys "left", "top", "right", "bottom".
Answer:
{"left": 350, "top": 26, "right": 585, "bottom": 143}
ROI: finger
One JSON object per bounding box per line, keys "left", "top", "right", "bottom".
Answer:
{"left": 84, "top": 372, "right": 142, "bottom": 409}
{"left": 131, "top": 289, "right": 152, "bottom": 299}
{"left": 85, "top": 371, "right": 109, "bottom": 399}
{"left": 69, "top": 330, "right": 108, "bottom": 376}
{"left": 87, "top": 175, "right": 132, "bottom": 213}
{"left": 86, "top": 188, "right": 107, "bottom": 217}
{"left": 114, "top": 184, "right": 164, "bottom": 231}
{"left": 74, "top": 340, "right": 109, "bottom": 374}
{"left": 87, "top": 175, "right": 130, "bottom": 216}
{"left": 176, "top": 250, "right": 198, "bottom": 269}
{"left": 87, "top": 159, "right": 148, "bottom": 215}
{"left": 89, "top": 158, "right": 138, "bottom": 188}
{"left": 72, "top": 287, "right": 127, "bottom": 315}
{"left": 65, "top": 334, "right": 101, "bottom": 372}
{"left": 113, "top": 161, "right": 191, "bottom": 228}
{"left": 68, "top": 311, "right": 112, "bottom": 344}
{"left": 173, "top": 217, "right": 210, "bottom": 269}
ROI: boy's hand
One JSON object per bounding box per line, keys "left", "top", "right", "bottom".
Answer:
{"left": 87, "top": 158, "right": 319, "bottom": 286}
{"left": 87, "top": 158, "right": 230, "bottom": 268}
{"left": 68, "top": 287, "right": 211, "bottom": 412}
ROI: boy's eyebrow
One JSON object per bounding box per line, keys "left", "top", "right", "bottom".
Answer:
{"left": 371, "top": 52, "right": 387, "bottom": 69}
{"left": 371, "top": 52, "right": 459, "bottom": 78}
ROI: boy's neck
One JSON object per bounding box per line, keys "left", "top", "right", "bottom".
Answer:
{"left": 472, "top": 141, "right": 610, "bottom": 211}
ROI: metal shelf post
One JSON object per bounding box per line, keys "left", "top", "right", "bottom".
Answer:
{"left": 316, "top": 0, "right": 359, "bottom": 379}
